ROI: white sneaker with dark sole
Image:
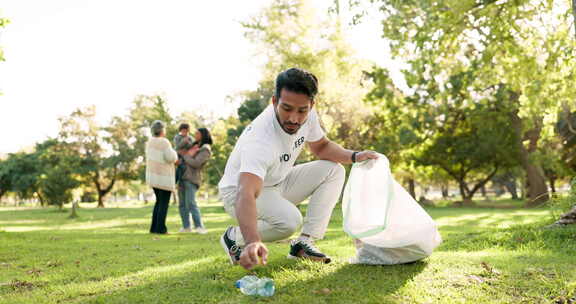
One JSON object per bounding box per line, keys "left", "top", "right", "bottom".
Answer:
{"left": 287, "top": 238, "right": 331, "bottom": 264}
{"left": 220, "top": 226, "right": 242, "bottom": 265}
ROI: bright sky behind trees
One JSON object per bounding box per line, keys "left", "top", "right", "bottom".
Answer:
{"left": 0, "top": 0, "right": 398, "bottom": 154}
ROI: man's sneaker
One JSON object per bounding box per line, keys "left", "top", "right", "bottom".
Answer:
{"left": 220, "top": 226, "right": 242, "bottom": 265}
{"left": 287, "top": 238, "right": 331, "bottom": 264}
{"left": 178, "top": 227, "right": 193, "bottom": 233}
{"left": 195, "top": 227, "right": 208, "bottom": 234}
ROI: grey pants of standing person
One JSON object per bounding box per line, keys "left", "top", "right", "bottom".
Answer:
{"left": 178, "top": 181, "right": 204, "bottom": 229}
{"left": 219, "top": 160, "right": 346, "bottom": 245}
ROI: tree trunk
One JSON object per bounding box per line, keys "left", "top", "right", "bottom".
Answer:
{"left": 503, "top": 177, "right": 519, "bottom": 199}
{"left": 470, "top": 166, "right": 499, "bottom": 200}
{"left": 441, "top": 184, "right": 449, "bottom": 198}
{"left": 460, "top": 186, "right": 474, "bottom": 206}
{"left": 480, "top": 185, "right": 487, "bottom": 198}
{"left": 457, "top": 181, "right": 475, "bottom": 206}
{"left": 456, "top": 165, "right": 499, "bottom": 206}
{"left": 407, "top": 178, "right": 416, "bottom": 199}
{"left": 544, "top": 168, "right": 558, "bottom": 194}
{"left": 462, "top": 197, "right": 474, "bottom": 206}
{"left": 548, "top": 176, "right": 557, "bottom": 194}
{"left": 97, "top": 194, "right": 105, "bottom": 208}
{"left": 94, "top": 172, "right": 117, "bottom": 208}
{"left": 573, "top": 0, "right": 576, "bottom": 40}
{"left": 69, "top": 202, "right": 79, "bottom": 219}
{"left": 36, "top": 192, "right": 46, "bottom": 207}
{"left": 524, "top": 164, "right": 549, "bottom": 206}
{"left": 458, "top": 182, "right": 466, "bottom": 200}
{"left": 509, "top": 108, "right": 549, "bottom": 207}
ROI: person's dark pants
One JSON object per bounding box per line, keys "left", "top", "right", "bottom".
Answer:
{"left": 150, "top": 187, "right": 172, "bottom": 234}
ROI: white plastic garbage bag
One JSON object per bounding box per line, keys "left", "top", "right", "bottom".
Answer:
{"left": 342, "top": 153, "right": 442, "bottom": 265}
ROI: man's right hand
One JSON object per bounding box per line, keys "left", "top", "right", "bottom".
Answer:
{"left": 239, "top": 242, "right": 268, "bottom": 270}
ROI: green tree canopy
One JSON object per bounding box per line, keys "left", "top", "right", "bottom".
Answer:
{"left": 352, "top": 0, "right": 576, "bottom": 205}
{"left": 59, "top": 106, "right": 144, "bottom": 208}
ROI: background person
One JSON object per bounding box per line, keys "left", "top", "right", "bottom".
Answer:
{"left": 173, "top": 123, "right": 194, "bottom": 183}
{"left": 146, "top": 120, "right": 178, "bottom": 234}
{"left": 178, "top": 127, "right": 213, "bottom": 234}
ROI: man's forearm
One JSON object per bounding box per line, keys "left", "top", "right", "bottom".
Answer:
{"left": 316, "top": 141, "right": 354, "bottom": 164}
{"left": 235, "top": 193, "right": 261, "bottom": 244}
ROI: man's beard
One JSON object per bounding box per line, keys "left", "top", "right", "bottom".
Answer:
{"left": 282, "top": 122, "right": 302, "bottom": 134}
{"left": 276, "top": 114, "right": 304, "bottom": 134}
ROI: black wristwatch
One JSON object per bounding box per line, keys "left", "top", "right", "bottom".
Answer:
{"left": 351, "top": 151, "right": 359, "bottom": 163}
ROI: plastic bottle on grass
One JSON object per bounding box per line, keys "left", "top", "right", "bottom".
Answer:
{"left": 235, "top": 275, "right": 275, "bottom": 297}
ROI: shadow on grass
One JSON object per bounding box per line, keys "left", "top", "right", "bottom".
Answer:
{"left": 277, "top": 261, "right": 428, "bottom": 304}
{"left": 67, "top": 256, "right": 427, "bottom": 304}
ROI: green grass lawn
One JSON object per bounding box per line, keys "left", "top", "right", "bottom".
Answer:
{"left": 0, "top": 200, "right": 575, "bottom": 304}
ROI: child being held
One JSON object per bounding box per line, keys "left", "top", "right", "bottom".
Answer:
{"left": 173, "top": 123, "right": 195, "bottom": 183}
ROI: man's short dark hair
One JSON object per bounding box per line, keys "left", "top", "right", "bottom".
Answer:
{"left": 178, "top": 123, "right": 190, "bottom": 131}
{"left": 275, "top": 68, "right": 318, "bottom": 101}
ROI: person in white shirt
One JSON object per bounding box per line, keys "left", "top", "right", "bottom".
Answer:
{"left": 218, "top": 68, "right": 378, "bottom": 270}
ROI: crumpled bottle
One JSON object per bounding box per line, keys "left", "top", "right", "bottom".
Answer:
{"left": 235, "top": 275, "right": 275, "bottom": 297}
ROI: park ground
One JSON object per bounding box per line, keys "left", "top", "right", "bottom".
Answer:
{"left": 0, "top": 198, "right": 575, "bottom": 304}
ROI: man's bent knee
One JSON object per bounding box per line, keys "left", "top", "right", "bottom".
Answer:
{"left": 319, "top": 160, "right": 345, "bottom": 179}
{"left": 275, "top": 212, "right": 303, "bottom": 239}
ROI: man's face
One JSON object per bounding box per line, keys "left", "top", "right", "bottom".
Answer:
{"left": 273, "top": 89, "right": 314, "bottom": 135}
{"left": 180, "top": 128, "right": 189, "bottom": 136}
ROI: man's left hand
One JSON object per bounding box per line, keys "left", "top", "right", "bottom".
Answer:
{"left": 355, "top": 150, "right": 379, "bottom": 162}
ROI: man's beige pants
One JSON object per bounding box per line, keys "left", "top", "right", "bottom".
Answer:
{"left": 219, "top": 160, "right": 346, "bottom": 245}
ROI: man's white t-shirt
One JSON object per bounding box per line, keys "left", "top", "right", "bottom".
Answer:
{"left": 218, "top": 104, "right": 325, "bottom": 189}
